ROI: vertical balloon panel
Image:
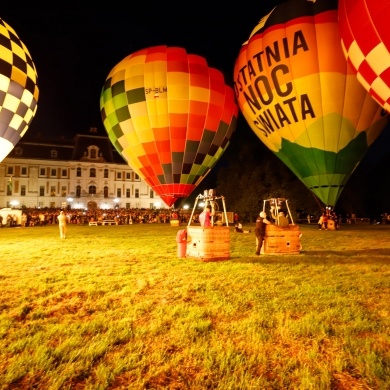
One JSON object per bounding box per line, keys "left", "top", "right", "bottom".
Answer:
{"left": 233, "top": 0, "right": 388, "bottom": 207}
{"left": 0, "top": 19, "right": 39, "bottom": 162}
{"left": 100, "top": 46, "right": 238, "bottom": 207}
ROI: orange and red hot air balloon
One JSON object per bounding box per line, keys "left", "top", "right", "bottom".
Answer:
{"left": 100, "top": 46, "right": 238, "bottom": 207}
{"left": 234, "top": 0, "right": 388, "bottom": 207}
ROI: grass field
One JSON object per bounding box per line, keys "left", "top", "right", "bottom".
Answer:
{"left": 0, "top": 222, "right": 389, "bottom": 389}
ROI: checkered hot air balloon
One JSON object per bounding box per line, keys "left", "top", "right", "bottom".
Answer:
{"left": 0, "top": 18, "right": 39, "bottom": 162}
{"left": 233, "top": 0, "right": 389, "bottom": 207}
{"left": 338, "top": 0, "right": 390, "bottom": 113}
{"left": 100, "top": 46, "right": 238, "bottom": 207}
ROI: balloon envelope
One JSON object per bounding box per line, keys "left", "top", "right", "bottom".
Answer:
{"left": 234, "top": 0, "right": 388, "bottom": 207}
{"left": 338, "top": 0, "right": 390, "bottom": 112}
{"left": 0, "top": 18, "right": 39, "bottom": 162}
{"left": 100, "top": 46, "right": 238, "bottom": 207}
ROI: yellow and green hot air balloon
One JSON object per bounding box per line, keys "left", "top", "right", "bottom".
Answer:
{"left": 233, "top": 0, "right": 388, "bottom": 207}
{"left": 0, "top": 18, "right": 39, "bottom": 162}
{"left": 100, "top": 45, "right": 238, "bottom": 207}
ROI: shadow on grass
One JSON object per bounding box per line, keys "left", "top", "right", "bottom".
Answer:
{"left": 230, "top": 248, "right": 390, "bottom": 264}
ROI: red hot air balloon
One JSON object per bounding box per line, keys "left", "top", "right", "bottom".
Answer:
{"left": 338, "top": 0, "right": 390, "bottom": 112}
{"left": 100, "top": 46, "right": 238, "bottom": 207}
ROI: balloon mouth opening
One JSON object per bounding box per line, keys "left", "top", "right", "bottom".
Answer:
{"left": 310, "top": 185, "right": 345, "bottom": 189}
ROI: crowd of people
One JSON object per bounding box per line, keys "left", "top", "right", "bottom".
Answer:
{"left": 0, "top": 207, "right": 201, "bottom": 228}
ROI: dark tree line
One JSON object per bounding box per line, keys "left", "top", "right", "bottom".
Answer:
{"left": 181, "top": 120, "right": 390, "bottom": 221}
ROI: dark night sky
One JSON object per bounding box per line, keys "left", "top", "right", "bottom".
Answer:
{"left": 1, "top": 2, "right": 390, "bottom": 215}
{"left": 1, "top": 2, "right": 282, "bottom": 138}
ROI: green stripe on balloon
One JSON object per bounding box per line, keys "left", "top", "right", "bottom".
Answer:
{"left": 277, "top": 132, "right": 368, "bottom": 206}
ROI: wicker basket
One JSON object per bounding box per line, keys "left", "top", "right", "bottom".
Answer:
{"left": 264, "top": 224, "right": 301, "bottom": 254}
{"left": 187, "top": 226, "right": 230, "bottom": 261}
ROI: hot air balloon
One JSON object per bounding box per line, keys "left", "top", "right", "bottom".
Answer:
{"left": 0, "top": 18, "right": 39, "bottom": 162}
{"left": 338, "top": 0, "right": 390, "bottom": 113}
{"left": 100, "top": 46, "right": 238, "bottom": 207}
{"left": 233, "top": 0, "right": 388, "bottom": 207}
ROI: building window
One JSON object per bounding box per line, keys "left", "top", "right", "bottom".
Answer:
{"left": 62, "top": 169, "right": 67, "bottom": 177}
{"left": 104, "top": 186, "right": 108, "bottom": 198}
{"left": 51, "top": 149, "right": 58, "bottom": 158}
{"left": 76, "top": 185, "right": 81, "bottom": 197}
{"left": 40, "top": 168, "right": 46, "bottom": 176}
{"left": 21, "top": 185, "right": 26, "bottom": 196}
{"left": 89, "top": 185, "right": 96, "bottom": 195}
{"left": 51, "top": 168, "right": 57, "bottom": 177}
{"left": 7, "top": 166, "right": 13, "bottom": 175}
{"left": 15, "top": 147, "right": 23, "bottom": 156}
{"left": 76, "top": 167, "right": 82, "bottom": 177}
{"left": 135, "top": 173, "right": 139, "bottom": 180}
{"left": 39, "top": 186, "right": 45, "bottom": 196}
{"left": 117, "top": 172, "right": 122, "bottom": 179}
{"left": 87, "top": 145, "right": 99, "bottom": 159}
{"left": 21, "top": 167, "right": 27, "bottom": 175}
{"left": 126, "top": 203, "right": 130, "bottom": 209}
{"left": 61, "top": 186, "right": 67, "bottom": 196}
{"left": 126, "top": 172, "right": 131, "bottom": 179}
{"left": 150, "top": 189, "right": 154, "bottom": 198}
{"left": 90, "top": 168, "right": 96, "bottom": 177}
{"left": 135, "top": 189, "right": 139, "bottom": 198}
{"left": 50, "top": 186, "right": 56, "bottom": 196}
{"left": 104, "top": 168, "right": 109, "bottom": 178}
{"left": 126, "top": 188, "right": 130, "bottom": 198}
{"left": 116, "top": 188, "right": 121, "bottom": 197}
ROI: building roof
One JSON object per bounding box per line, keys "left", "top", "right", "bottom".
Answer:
{"left": 7, "top": 128, "right": 126, "bottom": 164}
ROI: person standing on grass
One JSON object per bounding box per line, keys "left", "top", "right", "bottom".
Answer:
{"left": 322, "top": 213, "right": 328, "bottom": 230}
{"left": 318, "top": 214, "right": 324, "bottom": 230}
{"left": 57, "top": 210, "right": 67, "bottom": 239}
{"left": 21, "top": 213, "right": 27, "bottom": 227}
{"left": 255, "top": 211, "right": 270, "bottom": 255}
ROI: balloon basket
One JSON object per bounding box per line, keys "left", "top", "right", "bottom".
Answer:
{"left": 264, "top": 224, "right": 301, "bottom": 255}
{"left": 187, "top": 226, "right": 230, "bottom": 262}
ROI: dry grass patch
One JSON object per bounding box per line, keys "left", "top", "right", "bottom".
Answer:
{"left": 0, "top": 223, "right": 389, "bottom": 389}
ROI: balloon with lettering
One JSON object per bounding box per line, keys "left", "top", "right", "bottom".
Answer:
{"left": 233, "top": 0, "right": 388, "bottom": 207}
{"left": 0, "top": 18, "right": 39, "bottom": 162}
{"left": 338, "top": 0, "right": 390, "bottom": 112}
{"left": 100, "top": 45, "right": 238, "bottom": 207}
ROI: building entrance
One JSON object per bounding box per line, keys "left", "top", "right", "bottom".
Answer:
{"left": 87, "top": 201, "right": 98, "bottom": 210}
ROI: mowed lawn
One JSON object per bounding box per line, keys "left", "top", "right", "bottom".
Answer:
{"left": 0, "top": 222, "right": 389, "bottom": 389}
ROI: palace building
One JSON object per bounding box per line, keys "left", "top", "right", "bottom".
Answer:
{"left": 0, "top": 128, "right": 164, "bottom": 210}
